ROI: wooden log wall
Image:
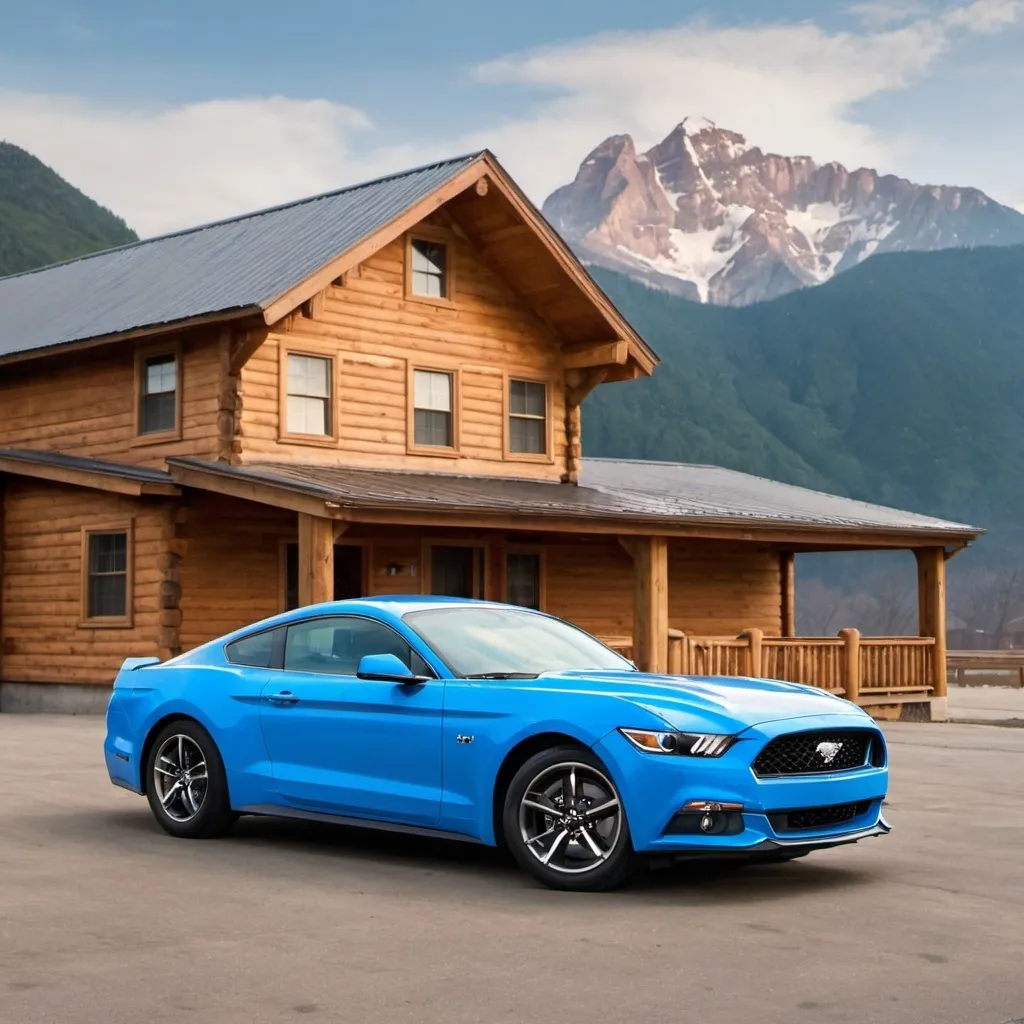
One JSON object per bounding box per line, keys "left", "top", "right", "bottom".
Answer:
{"left": 0, "top": 329, "right": 225, "bottom": 467}
{"left": 238, "top": 221, "right": 569, "bottom": 479}
{"left": 0, "top": 480, "right": 169, "bottom": 685}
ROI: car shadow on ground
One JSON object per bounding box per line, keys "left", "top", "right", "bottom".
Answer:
{"left": 31, "top": 803, "right": 882, "bottom": 903}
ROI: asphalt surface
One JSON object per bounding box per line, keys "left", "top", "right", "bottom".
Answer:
{"left": 1, "top": 716, "right": 1022, "bottom": 1024}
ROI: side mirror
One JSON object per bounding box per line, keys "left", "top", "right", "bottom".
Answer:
{"left": 356, "top": 653, "right": 430, "bottom": 684}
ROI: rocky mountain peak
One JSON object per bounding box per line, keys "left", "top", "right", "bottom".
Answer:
{"left": 542, "top": 121, "right": 1024, "bottom": 305}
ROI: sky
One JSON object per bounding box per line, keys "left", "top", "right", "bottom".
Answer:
{"left": 0, "top": 0, "right": 1022, "bottom": 236}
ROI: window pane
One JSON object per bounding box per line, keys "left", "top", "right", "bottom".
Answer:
{"left": 414, "top": 408, "right": 452, "bottom": 448}
{"left": 284, "top": 617, "right": 412, "bottom": 676}
{"left": 506, "top": 553, "right": 541, "bottom": 610}
{"left": 226, "top": 628, "right": 281, "bottom": 668}
{"left": 510, "top": 416, "right": 545, "bottom": 454}
{"left": 89, "top": 533, "right": 126, "bottom": 575}
{"left": 141, "top": 391, "right": 176, "bottom": 434}
{"left": 287, "top": 394, "right": 328, "bottom": 435}
{"left": 411, "top": 240, "right": 447, "bottom": 299}
{"left": 413, "top": 370, "right": 452, "bottom": 412}
{"left": 144, "top": 355, "right": 176, "bottom": 395}
{"left": 89, "top": 574, "right": 126, "bottom": 617}
{"left": 510, "top": 380, "right": 545, "bottom": 417}
{"left": 288, "top": 354, "right": 330, "bottom": 398}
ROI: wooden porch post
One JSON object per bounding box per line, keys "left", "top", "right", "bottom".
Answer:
{"left": 621, "top": 536, "right": 669, "bottom": 674}
{"left": 914, "top": 547, "right": 948, "bottom": 699}
{"left": 297, "top": 513, "right": 335, "bottom": 606}
{"left": 780, "top": 551, "right": 796, "bottom": 637}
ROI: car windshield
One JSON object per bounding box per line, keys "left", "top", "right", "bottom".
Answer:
{"left": 403, "top": 606, "right": 634, "bottom": 678}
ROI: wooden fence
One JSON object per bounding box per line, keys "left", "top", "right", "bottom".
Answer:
{"left": 601, "top": 628, "right": 938, "bottom": 704}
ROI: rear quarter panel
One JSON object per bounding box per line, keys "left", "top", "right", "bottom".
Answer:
{"left": 106, "top": 661, "right": 275, "bottom": 806}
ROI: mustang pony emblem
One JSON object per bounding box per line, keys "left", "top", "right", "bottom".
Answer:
{"left": 816, "top": 741, "right": 843, "bottom": 764}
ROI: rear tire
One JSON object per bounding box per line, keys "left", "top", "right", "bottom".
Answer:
{"left": 502, "top": 745, "right": 634, "bottom": 892}
{"left": 145, "top": 719, "right": 236, "bottom": 839}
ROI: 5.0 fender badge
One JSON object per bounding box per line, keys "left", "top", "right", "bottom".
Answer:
{"left": 456, "top": 735, "right": 475, "bottom": 745}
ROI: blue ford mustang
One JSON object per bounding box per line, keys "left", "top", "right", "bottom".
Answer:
{"left": 104, "top": 597, "right": 889, "bottom": 891}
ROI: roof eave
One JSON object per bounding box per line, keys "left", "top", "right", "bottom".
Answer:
{"left": 0, "top": 305, "right": 264, "bottom": 369}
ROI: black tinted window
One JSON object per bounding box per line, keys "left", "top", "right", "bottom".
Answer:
{"left": 226, "top": 628, "right": 282, "bottom": 668}
{"left": 284, "top": 617, "right": 414, "bottom": 676}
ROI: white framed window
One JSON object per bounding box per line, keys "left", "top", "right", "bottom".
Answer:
{"left": 410, "top": 239, "right": 448, "bottom": 299}
{"left": 285, "top": 353, "right": 332, "bottom": 437}
{"left": 508, "top": 379, "right": 548, "bottom": 455}
{"left": 412, "top": 369, "right": 454, "bottom": 449}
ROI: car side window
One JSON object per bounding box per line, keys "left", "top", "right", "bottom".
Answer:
{"left": 226, "top": 627, "right": 283, "bottom": 668}
{"left": 284, "top": 617, "right": 421, "bottom": 677}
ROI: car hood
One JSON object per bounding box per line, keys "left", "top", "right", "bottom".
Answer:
{"left": 529, "top": 670, "right": 868, "bottom": 733}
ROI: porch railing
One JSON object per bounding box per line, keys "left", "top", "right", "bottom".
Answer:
{"left": 600, "top": 628, "right": 938, "bottom": 705}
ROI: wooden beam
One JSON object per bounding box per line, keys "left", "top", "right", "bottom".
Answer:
{"left": 620, "top": 536, "right": 669, "bottom": 674}
{"left": 298, "top": 513, "right": 334, "bottom": 606}
{"left": 780, "top": 551, "right": 796, "bottom": 637}
{"left": 262, "top": 161, "right": 490, "bottom": 325}
{"left": 228, "top": 326, "right": 270, "bottom": 375}
{"left": 0, "top": 457, "right": 180, "bottom": 497}
{"left": 562, "top": 340, "right": 628, "bottom": 370}
{"left": 915, "top": 547, "right": 948, "bottom": 699}
{"left": 565, "top": 368, "right": 609, "bottom": 407}
{"left": 166, "top": 462, "right": 340, "bottom": 519}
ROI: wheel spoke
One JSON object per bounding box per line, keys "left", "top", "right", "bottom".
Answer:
{"left": 539, "top": 829, "right": 569, "bottom": 865}
{"left": 578, "top": 827, "right": 607, "bottom": 860}
{"left": 183, "top": 784, "right": 199, "bottom": 815}
{"left": 160, "top": 780, "right": 182, "bottom": 807}
{"left": 525, "top": 825, "right": 561, "bottom": 847}
{"left": 154, "top": 765, "right": 177, "bottom": 778}
{"left": 178, "top": 735, "right": 185, "bottom": 771}
{"left": 523, "top": 798, "right": 563, "bottom": 819}
{"left": 561, "top": 773, "right": 573, "bottom": 806}
{"left": 585, "top": 798, "right": 619, "bottom": 821}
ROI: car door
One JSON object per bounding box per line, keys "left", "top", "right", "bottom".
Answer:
{"left": 258, "top": 614, "right": 443, "bottom": 827}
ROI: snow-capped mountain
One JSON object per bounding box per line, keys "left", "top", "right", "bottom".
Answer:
{"left": 542, "top": 118, "right": 1024, "bottom": 306}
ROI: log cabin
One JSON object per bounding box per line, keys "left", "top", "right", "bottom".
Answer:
{"left": 0, "top": 151, "right": 981, "bottom": 718}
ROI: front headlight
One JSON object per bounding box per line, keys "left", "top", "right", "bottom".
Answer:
{"left": 619, "top": 728, "right": 735, "bottom": 758}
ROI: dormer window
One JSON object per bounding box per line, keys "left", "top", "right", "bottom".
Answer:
{"left": 411, "top": 239, "right": 447, "bottom": 298}
{"left": 135, "top": 343, "right": 181, "bottom": 441}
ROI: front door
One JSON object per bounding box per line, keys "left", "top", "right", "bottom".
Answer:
{"left": 258, "top": 615, "right": 443, "bottom": 826}
{"left": 430, "top": 545, "right": 484, "bottom": 598}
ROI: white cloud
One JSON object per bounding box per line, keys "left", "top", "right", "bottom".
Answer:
{"left": 0, "top": 0, "right": 1021, "bottom": 235}
{"left": 0, "top": 92, "right": 372, "bottom": 235}
{"left": 467, "top": 0, "right": 1024, "bottom": 200}
{"left": 848, "top": 1, "right": 930, "bottom": 29}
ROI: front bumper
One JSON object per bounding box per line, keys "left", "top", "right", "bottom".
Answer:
{"left": 594, "top": 712, "right": 890, "bottom": 854}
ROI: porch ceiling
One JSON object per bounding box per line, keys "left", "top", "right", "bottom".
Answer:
{"left": 164, "top": 456, "right": 982, "bottom": 547}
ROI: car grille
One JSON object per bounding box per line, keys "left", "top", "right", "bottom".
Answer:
{"left": 751, "top": 729, "right": 874, "bottom": 777}
{"left": 768, "top": 801, "right": 871, "bottom": 833}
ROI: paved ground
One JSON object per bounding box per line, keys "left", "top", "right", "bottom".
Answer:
{"left": 948, "top": 683, "right": 1024, "bottom": 724}
{"left": 1, "top": 717, "right": 1022, "bottom": 1024}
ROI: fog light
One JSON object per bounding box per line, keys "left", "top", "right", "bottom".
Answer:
{"left": 700, "top": 813, "right": 714, "bottom": 832}
{"left": 682, "top": 800, "right": 744, "bottom": 812}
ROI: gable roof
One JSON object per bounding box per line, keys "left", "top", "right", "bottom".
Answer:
{"left": 0, "top": 152, "right": 657, "bottom": 373}
{"left": 0, "top": 154, "right": 480, "bottom": 361}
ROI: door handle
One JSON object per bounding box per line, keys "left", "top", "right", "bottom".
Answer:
{"left": 265, "top": 691, "right": 299, "bottom": 705}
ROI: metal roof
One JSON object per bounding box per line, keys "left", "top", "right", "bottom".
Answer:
{"left": 0, "top": 153, "right": 482, "bottom": 360}
{"left": 166, "top": 456, "right": 980, "bottom": 539}
{"left": 0, "top": 448, "right": 175, "bottom": 484}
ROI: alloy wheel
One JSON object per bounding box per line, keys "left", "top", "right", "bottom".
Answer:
{"left": 518, "top": 761, "right": 622, "bottom": 875}
{"left": 152, "top": 734, "right": 209, "bottom": 823}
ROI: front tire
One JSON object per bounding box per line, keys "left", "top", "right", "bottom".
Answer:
{"left": 502, "top": 745, "right": 634, "bottom": 892}
{"left": 145, "top": 719, "right": 236, "bottom": 839}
